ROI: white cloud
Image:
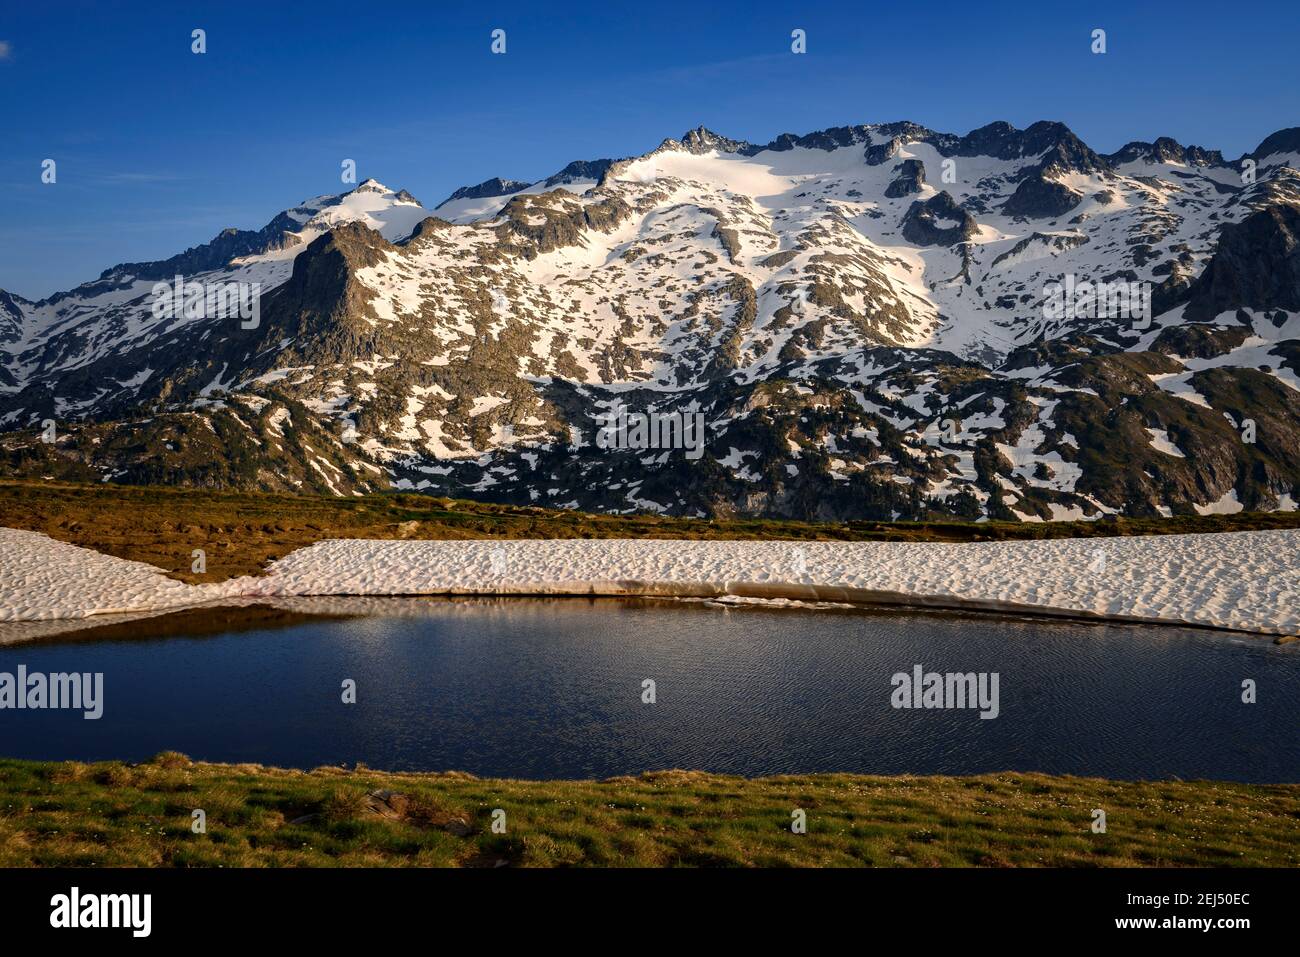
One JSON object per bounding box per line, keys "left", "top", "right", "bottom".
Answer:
{"left": 0, "top": 41, "right": 11, "bottom": 60}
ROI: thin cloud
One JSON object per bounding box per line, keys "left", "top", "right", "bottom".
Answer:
{"left": 648, "top": 52, "right": 792, "bottom": 84}
{"left": 0, "top": 41, "right": 12, "bottom": 60}
{"left": 101, "top": 172, "right": 186, "bottom": 184}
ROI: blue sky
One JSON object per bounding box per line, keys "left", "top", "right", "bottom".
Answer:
{"left": 2, "top": 0, "right": 1297, "bottom": 299}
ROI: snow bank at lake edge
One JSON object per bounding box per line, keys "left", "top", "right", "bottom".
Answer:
{"left": 2, "top": 527, "right": 1297, "bottom": 637}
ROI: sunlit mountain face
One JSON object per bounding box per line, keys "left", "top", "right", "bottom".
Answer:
{"left": 3, "top": 122, "right": 1299, "bottom": 522}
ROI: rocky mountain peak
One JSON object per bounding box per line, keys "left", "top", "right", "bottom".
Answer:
{"left": 545, "top": 159, "right": 613, "bottom": 187}
{"left": 438, "top": 177, "right": 531, "bottom": 207}
{"left": 1106, "top": 137, "right": 1226, "bottom": 168}
{"left": 1250, "top": 127, "right": 1300, "bottom": 160}
{"left": 759, "top": 125, "right": 874, "bottom": 153}
{"left": 678, "top": 126, "right": 752, "bottom": 155}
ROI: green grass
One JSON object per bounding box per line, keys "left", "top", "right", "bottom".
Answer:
{"left": 1, "top": 755, "right": 1295, "bottom": 867}
{"left": 4, "top": 479, "right": 1299, "bottom": 583}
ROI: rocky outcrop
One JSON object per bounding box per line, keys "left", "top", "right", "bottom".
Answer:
{"left": 1002, "top": 174, "right": 1083, "bottom": 218}
{"left": 885, "top": 159, "right": 926, "bottom": 198}
{"left": 0, "top": 289, "right": 25, "bottom": 344}
{"left": 1182, "top": 203, "right": 1300, "bottom": 321}
{"left": 901, "top": 192, "right": 978, "bottom": 246}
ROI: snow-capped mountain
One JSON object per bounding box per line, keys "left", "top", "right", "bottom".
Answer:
{"left": 3, "top": 119, "right": 1299, "bottom": 521}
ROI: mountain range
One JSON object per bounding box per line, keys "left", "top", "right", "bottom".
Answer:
{"left": 2, "top": 118, "right": 1299, "bottom": 521}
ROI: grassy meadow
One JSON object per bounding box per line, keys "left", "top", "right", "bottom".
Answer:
{"left": 0, "top": 756, "right": 1295, "bottom": 868}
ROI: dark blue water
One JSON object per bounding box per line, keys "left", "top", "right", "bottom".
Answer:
{"left": 0, "top": 600, "right": 1296, "bottom": 781}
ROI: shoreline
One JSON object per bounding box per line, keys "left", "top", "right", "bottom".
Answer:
{"left": 3, "top": 527, "right": 1299, "bottom": 639}
{"left": 8, "top": 754, "right": 1300, "bottom": 787}
{"left": 10, "top": 591, "right": 1297, "bottom": 648}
